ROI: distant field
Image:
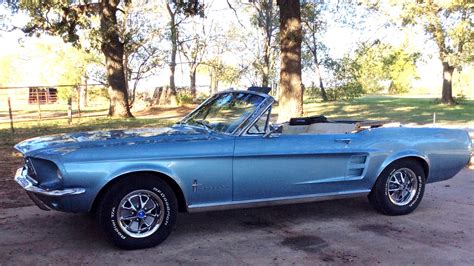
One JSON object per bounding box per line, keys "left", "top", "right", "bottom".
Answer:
{"left": 1, "top": 95, "right": 473, "bottom": 145}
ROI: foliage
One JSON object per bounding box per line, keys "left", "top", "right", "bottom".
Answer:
{"left": 453, "top": 65, "right": 474, "bottom": 98}
{"left": 177, "top": 6, "right": 210, "bottom": 98}
{"left": 122, "top": 2, "right": 167, "bottom": 107}
{"left": 327, "top": 42, "right": 419, "bottom": 97}
{"left": 323, "top": 56, "right": 364, "bottom": 101}
{"left": 198, "top": 23, "right": 245, "bottom": 91}
{"left": 397, "top": 0, "right": 474, "bottom": 67}
{"left": 11, "top": 0, "right": 204, "bottom": 116}
{"left": 392, "top": 0, "right": 474, "bottom": 104}
{"left": 202, "top": 58, "right": 241, "bottom": 87}
{"left": 248, "top": 0, "right": 280, "bottom": 87}
{"left": 0, "top": 37, "right": 99, "bottom": 103}
{"left": 176, "top": 91, "right": 194, "bottom": 105}
{"left": 301, "top": 0, "right": 330, "bottom": 101}
{"left": 353, "top": 42, "right": 419, "bottom": 94}
{"left": 88, "top": 86, "right": 109, "bottom": 101}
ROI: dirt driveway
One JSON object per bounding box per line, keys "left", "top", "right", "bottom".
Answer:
{"left": 0, "top": 169, "right": 473, "bottom": 265}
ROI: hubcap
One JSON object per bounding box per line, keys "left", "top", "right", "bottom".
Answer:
{"left": 117, "top": 190, "right": 164, "bottom": 238}
{"left": 387, "top": 168, "right": 418, "bottom": 206}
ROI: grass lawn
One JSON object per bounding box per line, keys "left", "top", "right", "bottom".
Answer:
{"left": 1, "top": 95, "right": 473, "bottom": 146}
{"left": 302, "top": 96, "right": 474, "bottom": 125}
{"left": 0, "top": 117, "right": 172, "bottom": 146}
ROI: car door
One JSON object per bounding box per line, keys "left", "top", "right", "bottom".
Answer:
{"left": 232, "top": 113, "right": 370, "bottom": 202}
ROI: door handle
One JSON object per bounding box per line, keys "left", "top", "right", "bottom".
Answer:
{"left": 335, "top": 138, "right": 351, "bottom": 144}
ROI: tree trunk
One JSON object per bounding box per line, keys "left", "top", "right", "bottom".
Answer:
{"left": 262, "top": 53, "right": 270, "bottom": 87}
{"left": 441, "top": 62, "right": 455, "bottom": 105}
{"left": 153, "top": 87, "right": 163, "bottom": 105}
{"left": 168, "top": 60, "right": 178, "bottom": 106}
{"left": 190, "top": 67, "right": 197, "bottom": 100}
{"left": 277, "top": 0, "right": 303, "bottom": 123}
{"left": 159, "top": 86, "right": 169, "bottom": 106}
{"left": 210, "top": 70, "right": 219, "bottom": 94}
{"left": 167, "top": 4, "right": 178, "bottom": 107}
{"left": 100, "top": 0, "right": 133, "bottom": 118}
{"left": 315, "top": 63, "right": 327, "bottom": 101}
{"left": 262, "top": 35, "right": 271, "bottom": 87}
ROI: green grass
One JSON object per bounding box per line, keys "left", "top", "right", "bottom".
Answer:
{"left": 1, "top": 95, "right": 473, "bottom": 146}
{"left": 303, "top": 96, "right": 474, "bottom": 125}
{"left": 0, "top": 116, "right": 174, "bottom": 146}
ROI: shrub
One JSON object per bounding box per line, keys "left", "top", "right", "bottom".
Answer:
{"left": 177, "top": 93, "right": 194, "bottom": 105}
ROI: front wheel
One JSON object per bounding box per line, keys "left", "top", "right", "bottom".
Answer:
{"left": 369, "top": 160, "right": 426, "bottom": 215}
{"left": 98, "top": 175, "right": 177, "bottom": 249}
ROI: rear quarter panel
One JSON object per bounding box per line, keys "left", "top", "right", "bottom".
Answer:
{"left": 358, "top": 127, "right": 471, "bottom": 185}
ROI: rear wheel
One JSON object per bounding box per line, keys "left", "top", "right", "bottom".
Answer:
{"left": 369, "top": 160, "right": 426, "bottom": 215}
{"left": 98, "top": 175, "right": 177, "bottom": 249}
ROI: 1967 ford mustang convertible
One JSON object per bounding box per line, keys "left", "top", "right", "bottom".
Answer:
{"left": 14, "top": 88, "right": 472, "bottom": 249}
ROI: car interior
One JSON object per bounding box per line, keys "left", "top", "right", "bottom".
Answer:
{"left": 280, "top": 115, "right": 394, "bottom": 135}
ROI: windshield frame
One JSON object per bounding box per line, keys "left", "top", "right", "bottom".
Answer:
{"left": 179, "top": 90, "right": 275, "bottom": 136}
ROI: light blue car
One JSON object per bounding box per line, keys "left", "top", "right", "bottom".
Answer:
{"left": 14, "top": 88, "right": 472, "bottom": 249}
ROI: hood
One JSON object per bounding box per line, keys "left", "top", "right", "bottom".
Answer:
{"left": 15, "top": 125, "right": 214, "bottom": 157}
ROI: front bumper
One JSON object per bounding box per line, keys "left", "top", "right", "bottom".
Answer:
{"left": 14, "top": 167, "right": 86, "bottom": 210}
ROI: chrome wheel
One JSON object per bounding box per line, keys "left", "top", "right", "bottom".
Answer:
{"left": 117, "top": 190, "right": 164, "bottom": 238}
{"left": 387, "top": 168, "right": 419, "bottom": 206}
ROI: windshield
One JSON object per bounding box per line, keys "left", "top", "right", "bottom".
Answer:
{"left": 182, "top": 92, "right": 265, "bottom": 134}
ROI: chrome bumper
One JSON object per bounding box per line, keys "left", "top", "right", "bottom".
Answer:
{"left": 14, "top": 167, "right": 85, "bottom": 196}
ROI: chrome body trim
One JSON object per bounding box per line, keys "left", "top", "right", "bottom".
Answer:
{"left": 187, "top": 190, "right": 370, "bottom": 213}
{"left": 15, "top": 167, "right": 85, "bottom": 196}
{"left": 241, "top": 105, "right": 273, "bottom": 137}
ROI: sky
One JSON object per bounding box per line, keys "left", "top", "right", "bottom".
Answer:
{"left": 0, "top": 1, "right": 445, "bottom": 94}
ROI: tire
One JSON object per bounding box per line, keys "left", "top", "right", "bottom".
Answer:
{"left": 368, "top": 160, "right": 426, "bottom": 216}
{"left": 97, "top": 174, "right": 177, "bottom": 249}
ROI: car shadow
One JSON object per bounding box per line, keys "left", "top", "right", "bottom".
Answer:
{"left": 36, "top": 196, "right": 374, "bottom": 249}
{"left": 173, "top": 197, "right": 373, "bottom": 237}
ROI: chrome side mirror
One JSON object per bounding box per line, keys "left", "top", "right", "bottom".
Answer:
{"left": 264, "top": 124, "right": 283, "bottom": 138}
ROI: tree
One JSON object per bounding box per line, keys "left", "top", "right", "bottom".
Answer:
{"left": 277, "top": 0, "right": 303, "bottom": 123}
{"left": 163, "top": 1, "right": 203, "bottom": 106}
{"left": 13, "top": 0, "right": 202, "bottom": 116}
{"left": 178, "top": 16, "right": 208, "bottom": 100}
{"left": 201, "top": 57, "right": 241, "bottom": 94}
{"left": 397, "top": 0, "right": 474, "bottom": 104}
{"left": 348, "top": 41, "right": 419, "bottom": 94}
{"left": 122, "top": 2, "right": 166, "bottom": 108}
{"left": 249, "top": 0, "right": 279, "bottom": 87}
{"left": 165, "top": 2, "right": 181, "bottom": 106}
{"left": 301, "top": 0, "right": 329, "bottom": 101}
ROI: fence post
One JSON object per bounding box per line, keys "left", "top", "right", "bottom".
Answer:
{"left": 76, "top": 85, "right": 81, "bottom": 118}
{"left": 8, "top": 97, "right": 14, "bottom": 133}
{"left": 36, "top": 89, "right": 42, "bottom": 121}
{"left": 68, "top": 97, "right": 73, "bottom": 125}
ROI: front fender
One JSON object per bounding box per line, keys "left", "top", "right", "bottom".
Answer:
{"left": 89, "top": 163, "right": 188, "bottom": 210}
{"left": 105, "top": 163, "right": 183, "bottom": 188}
{"left": 60, "top": 160, "right": 188, "bottom": 213}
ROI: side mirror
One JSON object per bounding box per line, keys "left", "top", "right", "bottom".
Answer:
{"left": 264, "top": 124, "right": 283, "bottom": 138}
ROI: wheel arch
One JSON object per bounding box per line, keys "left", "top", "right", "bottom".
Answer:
{"left": 90, "top": 170, "right": 188, "bottom": 214}
{"left": 376, "top": 152, "right": 430, "bottom": 181}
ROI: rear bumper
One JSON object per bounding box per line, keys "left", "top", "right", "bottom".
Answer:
{"left": 14, "top": 167, "right": 86, "bottom": 211}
